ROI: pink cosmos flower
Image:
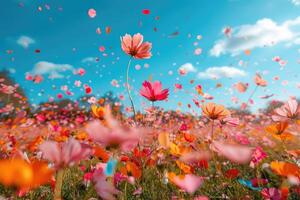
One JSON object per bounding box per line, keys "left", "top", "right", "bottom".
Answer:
{"left": 93, "top": 169, "right": 119, "bottom": 200}
{"left": 86, "top": 106, "right": 144, "bottom": 152}
{"left": 173, "top": 174, "right": 204, "bottom": 194}
{"left": 39, "top": 138, "right": 92, "bottom": 169}
{"left": 0, "top": 84, "right": 15, "bottom": 94}
{"left": 261, "top": 188, "right": 281, "bottom": 200}
{"left": 250, "top": 146, "right": 267, "bottom": 168}
{"left": 121, "top": 33, "right": 152, "bottom": 59}
{"left": 211, "top": 141, "right": 254, "bottom": 164}
{"left": 140, "top": 80, "right": 169, "bottom": 102}
{"left": 272, "top": 98, "right": 300, "bottom": 121}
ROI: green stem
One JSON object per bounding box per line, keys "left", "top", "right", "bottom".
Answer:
{"left": 126, "top": 58, "right": 136, "bottom": 120}
{"left": 54, "top": 169, "right": 64, "bottom": 200}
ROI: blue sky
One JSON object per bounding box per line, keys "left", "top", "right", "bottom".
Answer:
{"left": 1, "top": 0, "right": 300, "bottom": 113}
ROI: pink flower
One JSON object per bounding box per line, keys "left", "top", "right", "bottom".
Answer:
{"left": 173, "top": 174, "right": 204, "bottom": 194}
{"left": 0, "top": 84, "right": 15, "bottom": 94}
{"left": 39, "top": 138, "right": 92, "bottom": 169}
{"left": 140, "top": 80, "right": 169, "bottom": 102}
{"left": 86, "top": 106, "right": 144, "bottom": 152}
{"left": 272, "top": 99, "right": 300, "bottom": 121}
{"left": 250, "top": 146, "right": 267, "bottom": 168}
{"left": 261, "top": 188, "right": 281, "bottom": 200}
{"left": 211, "top": 141, "right": 254, "bottom": 164}
{"left": 121, "top": 33, "right": 152, "bottom": 59}
{"left": 220, "top": 116, "right": 239, "bottom": 127}
{"left": 93, "top": 169, "right": 119, "bottom": 200}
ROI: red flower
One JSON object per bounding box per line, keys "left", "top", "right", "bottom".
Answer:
{"left": 121, "top": 33, "right": 152, "bottom": 59}
{"left": 140, "top": 80, "right": 169, "bottom": 102}
{"left": 225, "top": 169, "right": 239, "bottom": 179}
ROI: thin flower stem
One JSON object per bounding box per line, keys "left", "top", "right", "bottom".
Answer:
{"left": 246, "top": 85, "right": 258, "bottom": 106}
{"left": 211, "top": 120, "right": 214, "bottom": 141}
{"left": 54, "top": 169, "right": 64, "bottom": 200}
{"left": 126, "top": 57, "right": 136, "bottom": 119}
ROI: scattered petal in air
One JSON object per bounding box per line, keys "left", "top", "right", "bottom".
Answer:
{"left": 88, "top": 8, "right": 96, "bottom": 18}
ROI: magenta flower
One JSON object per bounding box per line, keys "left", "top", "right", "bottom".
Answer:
{"left": 261, "top": 188, "right": 281, "bottom": 200}
{"left": 39, "top": 138, "right": 92, "bottom": 169}
{"left": 250, "top": 146, "right": 267, "bottom": 168}
{"left": 140, "top": 80, "right": 169, "bottom": 102}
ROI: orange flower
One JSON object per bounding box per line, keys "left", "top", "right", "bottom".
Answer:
{"left": 91, "top": 105, "right": 105, "bottom": 120}
{"left": 121, "top": 33, "right": 152, "bottom": 59}
{"left": 0, "top": 159, "right": 53, "bottom": 189}
{"left": 270, "top": 161, "right": 300, "bottom": 178}
{"left": 120, "top": 161, "right": 141, "bottom": 179}
{"left": 176, "top": 160, "right": 193, "bottom": 174}
{"left": 27, "top": 136, "right": 44, "bottom": 152}
{"left": 265, "top": 121, "right": 293, "bottom": 140}
{"left": 75, "top": 131, "right": 88, "bottom": 141}
{"left": 201, "top": 102, "right": 230, "bottom": 120}
{"left": 93, "top": 146, "right": 109, "bottom": 162}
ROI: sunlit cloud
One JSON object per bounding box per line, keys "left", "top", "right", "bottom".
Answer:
{"left": 197, "top": 66, "right": 246, "bottom": 79}
{"left": 210, "top": 17, "right": 300, "bottom": 56}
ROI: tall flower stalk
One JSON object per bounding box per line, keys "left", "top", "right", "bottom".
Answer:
{"left": 120, "top": 33, "right": 152, "bottom": 120}
{"left": 125, "top": 57, "right": 136, "bottom": 118}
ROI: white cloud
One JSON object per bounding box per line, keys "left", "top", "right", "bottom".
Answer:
{"left": 17, "top": 35, "right": 35, "bottom": 48}
{"left": 197, "top": 66, "right": 246, "bottom": 79}
{"left": 291, "top": 0, "right": 300, "bottom": 6}
{"left": 179, "top": 63, "right": 197, "bottom": 73}
{"left": 81, "top": 57, "right": 97, "bottom": 63}
{"left": 210, "top": 17, "right": 300, "bottom": 56}
{"left": 32, "top": 61, "right": 74, "bottom": 79}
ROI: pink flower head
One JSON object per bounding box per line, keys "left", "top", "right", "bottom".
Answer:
{"left": 140, "top": 80, "right": 169, "bottom": 102}
{"left": 93, "top": 169, "right": 120, "bottom": 200}
{"left": 39, "top": 138, "right": 92, "bottom": 169}
{"left": 173, "top": 174, "right": 204, "bottom": 194}
{"left": 250, "top": 146, "right": 267, "bottom": 168}
{"left": 211, "top": 141, "right": 254, "bottom": 164}
{"left": 121, "top": 33, "right": 152, "bottom": 59}
{"left": 86, "top": 106, "right": 144, "bottom": 152}
{"left": 261, "top": 188, "right": 281, "bottom": 200}
{"left": 272, "top": 99, "right": 300, "bottom": 121}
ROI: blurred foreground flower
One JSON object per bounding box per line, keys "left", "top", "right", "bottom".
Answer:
{"left": 86, "top": 106, "right": 144, "bottom": 152}
{"left": 167, "top": 172, "right": 204, "bottom": 194}
{"left": 211, "top": 141, "right": 253, "bottom": 164}
{"left": 39, "top": 138, "right": 92, "bottom": 169}
{"left": 272, "top": 99, "right": 300, "bottom": 122}
{"left": 0, "top": 159, "right": 53, "bottom": 189}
